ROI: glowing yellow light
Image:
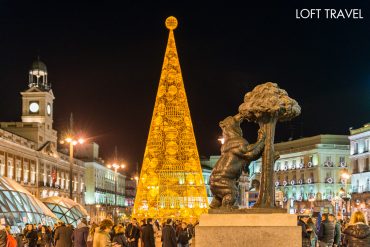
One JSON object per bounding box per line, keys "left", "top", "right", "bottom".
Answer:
{"left": 78, "top": 138, "right": 84, "bottom": 144}
{"left": 65, "top": 137, "right": 72, "bottom": 143}
{"left": 132, "top": 16, "right": 208, "bottom": 221}
{"left": 341, "top": 173, "right": 350, "bottom": 180}
{"left": 165, "top": 16, "right": 178, "bottom": 30}
{"left": 72, "top": 140, "right": 78, "bottom": 145}
{"left": 218, "top": 137, "right": 225, "bottom": 144}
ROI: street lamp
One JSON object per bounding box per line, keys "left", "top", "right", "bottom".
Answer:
{"left": 107, "top": 163, "right": 125, "bottom": 224}
{"left": 308, "top": 197, "right": 315, "bottom": 212}
{"left": 217, "top": 137, "right": 225, "bottom": 145}
{"left": 96, "top": 204, "right": 101, "bottom": 222}
{"left": 340, "top": 169, "right": 351, "bottom": 218}
{"left": 60, "top": 136, "right": 84, "bottom": 199}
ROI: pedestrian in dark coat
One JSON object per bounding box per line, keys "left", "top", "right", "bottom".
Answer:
{"left": 343, "top": 211, "right": 370, "bottom": 247}
{"left": 125, "top": 219, "right": 140, "bottom": 247}
{"left": 0, "top": 226, "right": 7, "bottom": 247}
{"left": 54, "top": 222, "right": 73, "bottom": 247}
{"left": 317, "top": 213, "right": 335, "bottom": 247}
{"left": 161, "top": 219, "right": 176, "bottom": 247}
{"left": 328, "top": 214, "right": 341, "bottom": 247}
{"left": 26, "top": 224, "right": 38, "bottom": 247}
{"left": 298, "top": 215, "right": 311, "bottom": 247}
{"left": 177, "top": 222, "right": 192, "bottom": 247}
{"left": 112, "top": 224, "right": 127, "bottom": 247}
{"left": 72, "top": 219, "right": 89, "bottom": 247}
{"left": 37, "top": 226, "right": 53, "bottom": 247}
{"left": 141, "top": 219, "right": 155, "bottom": 247}
{"left": 125, "top": 218, "right": 140, "bottom": 247}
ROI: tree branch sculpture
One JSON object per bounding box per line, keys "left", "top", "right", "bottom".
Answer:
{"left": 239, "top": 82, "right": 301, "bottom": 208}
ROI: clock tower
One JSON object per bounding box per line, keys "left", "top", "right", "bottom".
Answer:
{"left": 20, "top": 58, "right": 57, "bottom": 146}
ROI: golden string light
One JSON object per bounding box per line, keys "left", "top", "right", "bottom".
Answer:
{"left": 132, "top": 16, "right": 208, "bottom": 221}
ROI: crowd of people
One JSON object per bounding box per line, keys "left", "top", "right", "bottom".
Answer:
{"left": 0, "top": 217, "right": 195, "bottom": 247}
{"left": 298, "top": 210, "right": 370, "bottom": 247}
{"left": 1, "top": 210, "right": 369, "bottom": 247}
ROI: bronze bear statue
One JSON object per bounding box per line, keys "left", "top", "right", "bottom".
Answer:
{"left": 209, "top": 114, "right": 265, "bottom": 209}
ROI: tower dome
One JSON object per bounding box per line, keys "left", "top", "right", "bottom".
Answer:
{"left": 31, "top": 59, "right": 47, "bottom": 72}
{"left": 28, "top": 57, "right": 50, "bottom": 91}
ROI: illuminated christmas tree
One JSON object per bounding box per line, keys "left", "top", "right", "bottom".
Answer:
{"left": 132, "top": 16, "right": 208, "bottom": 220}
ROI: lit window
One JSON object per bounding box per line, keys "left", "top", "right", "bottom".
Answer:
{"left": 7, "top": 160, "right": 14, "bottom": 179}
{"left": 30, "top": 164, "right": 36, "bottom": 184}
{"left": 0, "top": 157, "right": 5, "bottom": 176}
{"left": 23, "top": 162, "right": 29, "bottom": 183}
{"left": 16, "top": 161, "right": 21, "bottom": 182}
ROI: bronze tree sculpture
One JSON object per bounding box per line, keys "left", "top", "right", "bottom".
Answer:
{"left": 239, "top": 82, "right": 301, "bottom": 208}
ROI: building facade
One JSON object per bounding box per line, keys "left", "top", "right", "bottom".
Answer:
{"left": 349, "top": 124, "right": 370, "bottom": 220}
{"left": 0, "top": 59, "right": 85, "bottom": 204}
{"left": 249, "top": 135, "right": 350, "bottom": 214}
{"left": 75, "top": 142, "right": 127, "bottom": 221}
{"left": 77, "top": 143, "right": 126, "bottom": 206}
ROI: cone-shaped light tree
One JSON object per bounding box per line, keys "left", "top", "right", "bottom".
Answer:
{"left": 132, "top": 16, "right": 208, "bottom": 221}
{"left": 239, "top": 82, "right": 301, "bottom": 208}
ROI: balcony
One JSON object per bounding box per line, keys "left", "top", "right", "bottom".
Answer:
{"left": 353, "top": 185, "right": 370, "bottom": 193}
{"left": 323, "top": 161, "right": 334, "bottom": 168}
{"left": 38, "top": 181, "right": 62, "bottom": 189}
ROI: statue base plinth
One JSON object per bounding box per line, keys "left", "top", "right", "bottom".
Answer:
{"left": 208, "top": 207, "right": 287, "bottom": 214}
{"left": 195, "top": 213, "right": 301, "bottom": 247}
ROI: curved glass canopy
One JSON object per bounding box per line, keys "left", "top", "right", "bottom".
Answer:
{"left": 41, "top": 196, "right": 88, "bottom": 227}
{"left": 0, "top": 177, "right": 57, "bottom": 229}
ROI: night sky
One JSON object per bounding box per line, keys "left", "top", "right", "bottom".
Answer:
{"left": 0, "top": 1, "right": 369, "bottom": 175}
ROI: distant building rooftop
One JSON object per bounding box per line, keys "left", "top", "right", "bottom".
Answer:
{"left": 349, "top": 123, "right": 370, "bottom": 136}
{"left": 275, "top": 134, "right": 349, "bottom": 154}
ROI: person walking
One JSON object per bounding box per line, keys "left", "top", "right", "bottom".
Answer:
{"left": 72, "top": 218, "right": 89, "bottom": 247}
{"left": 112, "top": 224, "right": 127, "bottom": 247}
{"left": 37, "top": 226, "right": 52, "bottom": 247}
{"left": 317, "top": 213, "right": 335, "bottom": 247}
{"left": 0, "top": 225, "right": 7, "bottom": 247}
{"left": 54, "top": 222, "right": 73, "bottom": 247}
{"left": 153, "top": 220, "right": 161, "bottom": 247}
{"left": 306, "top": 218, "right": 317, "bottom": 247}
{"left": 328, "top": 214, "right": 341, "bottom": 247}
{"left": 87, "top": 222, "right": 98, "bottom": 247}
{"left": 343, "top": 211, "right": 370, "bottom": 246}
{"left": 177, "top": 222, "right": 192, "bottom": 247}
{"left": 125, "top": 219, "right": 140, "bottom": 247}
{"left": 141, "top": 219, "right": 155, "bottom": 247}
{"left": 93, "top": 219, "right": 114, "bottom": 247}
{"left": 298, "top": 213, "right": 312, "bottom": 247}
{"left": 161, "top": 219, "right": 176, "bottom": 247}
{"left": 26, "top": 224, "right": 39, "bottom": 247}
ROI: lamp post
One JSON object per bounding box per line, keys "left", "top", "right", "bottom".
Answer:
{"left": 96, "top": 204, "right": 101, "bottom": 222}
{"left": 107, "top": 163, "right": 125, "bottom": 225}
{"left": 60, "top": 136, "right": 84, "bottom": 199}
{"left": 340, "top": 170, "right": 351, "bottom": 219}
{"left": 308, "top": 197, "right": 315, "bottom": 212}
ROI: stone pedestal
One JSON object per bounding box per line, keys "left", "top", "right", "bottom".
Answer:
{"left": 195, "top": 213, "right": 301, "bottom": 247}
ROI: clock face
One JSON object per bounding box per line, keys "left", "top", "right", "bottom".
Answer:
{"left": 29, "top": 102, "right": 39, "bottom": 113}
{"left": 47, "top": 104, "right": 51, "bottom": 115}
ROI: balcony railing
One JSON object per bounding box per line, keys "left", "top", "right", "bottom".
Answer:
{"left": 353, "top": 186, "right": 370, "bottom": 193}
{"left": 38, "top": 181, "right": 62, "bottom": 189}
